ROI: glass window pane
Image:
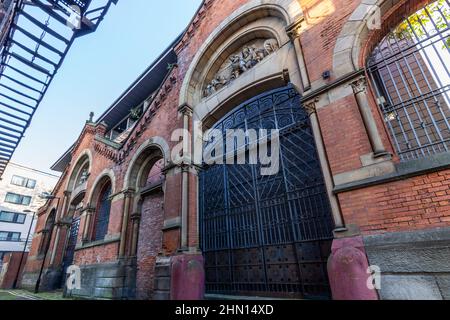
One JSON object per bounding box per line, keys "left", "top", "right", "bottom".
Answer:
{"left": 10, "top": 233, "right": 20, "bottom": 241}
{"left": 22, "top": 196, "right": 32, "bottom": 206}
{"left": 11, "top": 176, "right": 25, "bottom": 186}
{"left": 16, "top": 214, "right": 26, "bottom": 224}
{"left": 0, "top": 232, "right": 8, "bottom": 241}
{"left": 27, "top": 179, "right": 36, "bottom": 189}
{"left": 5, "top": 193, "right": 20, "bottom": 204}
{"left": 0, "top": 211, "right": 15, "bottom": 222}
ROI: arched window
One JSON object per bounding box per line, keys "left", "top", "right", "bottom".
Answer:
{"left": 92, "top": 181, "right": 112, "bottom": 241}
{"left": 75, "top": 162, "right": 89, "bottom": 187}
{"left": 38, "top": 210, "right": 56, "bottom": 255}
{"left": 367, "top": 0, "right": 450, "bottom": 161}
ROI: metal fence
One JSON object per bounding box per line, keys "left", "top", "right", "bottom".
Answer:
{"left": 367, "top": 0, "right": 450, "bottom": 161}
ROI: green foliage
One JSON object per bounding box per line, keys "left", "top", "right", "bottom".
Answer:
{"left": 393, "top": 0, "right": 449, "bottom": 49}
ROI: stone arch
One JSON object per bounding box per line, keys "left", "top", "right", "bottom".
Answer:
{"left": 38, "top": 209, "right": 57, "bottom": 255}
{"left": 332, "top": 0, "right": 433, "bottom": 78}
{"left": 124, "top": 137, "right": 170, "bottom": 190}
{"left": 87, "top": 169, "right": 116, "bottom": 207}
{"left": 65, "top": 149, "right": 93, "bottom": 192}
{"left": 179, "top": 0, "right": 303, "bottom": 112}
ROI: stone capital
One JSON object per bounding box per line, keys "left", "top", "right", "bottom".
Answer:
{"left": 303, "top": 97, "right": 320, "bottom": 116}
{"left": 63, "top": 190, "right": 72, "bottom": 198}
{"left": 82, "top": 206, "right": 96, "bottom": 216}
{"left": 131, "top": 212, "right": 141, "bottom": 222}
{"left": 178, "top": 103, "right": 193, "bottom": 117}
{"left": 350, "top": 76, "right": 368, "bottom": 95}
{"left": 123, "top": 188, "right": 136, "bottom": 198}
{"left": 285, "top": 19, "right": 304, "bottom": 41}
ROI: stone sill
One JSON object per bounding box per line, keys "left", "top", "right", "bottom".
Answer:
{"left": 95, "top": 135, "right": 121, "bottom": 150}
{"left": 334, "top": 152, "right": 450, "bottom": 194}
{"left": 75, "top": 234, "right": 121, "bottom": 251}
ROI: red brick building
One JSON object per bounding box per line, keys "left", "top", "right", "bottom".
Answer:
{"left": 22, "top": 0, "right": 450, "bottom": 300}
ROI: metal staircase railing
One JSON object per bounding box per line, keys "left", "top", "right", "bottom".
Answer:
{"left": 0, "top": 0, "right": 118, "bottom": 177}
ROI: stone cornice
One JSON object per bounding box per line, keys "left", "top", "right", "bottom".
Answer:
{"left": 174, "top": 0, "right": 215, "bottom": 53}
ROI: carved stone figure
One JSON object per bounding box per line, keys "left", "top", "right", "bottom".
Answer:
{"left": 242, "top": 46, "right": 259, "bottom": 68}
{"left": 230, "top": 54, "right": 247, "bottom": 79}
{"left": 203, "top": 38, "right": 279, "bottom": 98}
{"left": 264, "top": 38, "right": 279, "bottom": 54}
{"left": 203, "top": 75, "right": 228, "bottom": 97}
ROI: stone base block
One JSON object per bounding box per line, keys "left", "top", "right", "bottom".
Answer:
{"left": 170, "top": 253, "right": 205, "bottom": 300}
{"left": 327, "top": 236, "right": 379, "bottom": 300}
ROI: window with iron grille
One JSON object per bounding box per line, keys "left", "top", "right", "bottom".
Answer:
{"left": 367, "top": 0, "right": 450, "bottom": 161}
{"left": 5, "top": 192, "right": 32, "bottom": 205}
{"left": 0, "top": 211, "right": 26, "bottom": 224}
{"left": 92, "top": 182, "right": 112, "bottom": 242}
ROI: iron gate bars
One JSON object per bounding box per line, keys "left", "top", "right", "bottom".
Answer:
{"left": 199, "top": 86, "right": 335, "bottom": 299}
{"left": 367, "top": 0, "right": 450, "bottom": 161}
{"left": 0, "top": 0, "right": 118, "bottom": 177}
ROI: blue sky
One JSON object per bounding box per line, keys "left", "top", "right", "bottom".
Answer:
{"left": 11, "top": 0, "right": 202, "bottom": 174}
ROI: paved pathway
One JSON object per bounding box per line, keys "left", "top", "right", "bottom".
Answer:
{"left": 0, "top": 290, "right": 65, "bottom": 300}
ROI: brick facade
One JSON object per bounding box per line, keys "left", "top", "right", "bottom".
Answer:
{"left": 21, "top": 0, "right": 450, "bottom": 300}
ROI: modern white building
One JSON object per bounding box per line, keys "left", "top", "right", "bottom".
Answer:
{"left": 0, "top": 163, "right": 59, "bottom": 264}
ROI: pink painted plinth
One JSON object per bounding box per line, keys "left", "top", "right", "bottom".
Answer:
{"left": 170, "top": 254, "right": 205, "bottom": 300}
{"left": 327, "top": 236, "right": 379, "bottom": 300}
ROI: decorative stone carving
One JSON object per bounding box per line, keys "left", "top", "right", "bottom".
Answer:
{"left": 203, "top": 38, "right": 280, "bottom": 98}
{"left": 303, "top": 97, "right": 320, "bottom": 116}
{"left": 350, "top": 76, "right": 368, "bottom": 95}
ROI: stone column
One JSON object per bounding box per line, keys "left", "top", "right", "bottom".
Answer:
{"left": 178, "top": 104, "right": 193, "bottom": 250}
{"left": 50, "top": 191, "right": 71, "bottom": 266}
{"left": 304, "top": 98, "right": 345, "bottom": 230}
{"left": 351, "top": 76, "right": 390, "bottom": 158}
{"left": 82, "top": 207, "right": 95, "bottom": 243}
{"left": 119, "top": 189, "right": 134, "bottom": 258}
{"left": 58, "top": 191, "right": 71, "bottom": 220}
{"left": 130, "top": 212, "right": 141, "bottom": 257}
{"left": 287, "top": 20, "right": 311, "bottom": 91}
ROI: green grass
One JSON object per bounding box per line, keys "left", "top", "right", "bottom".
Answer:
{"left": 0, "top": 289, "right": 73, "bottom": 301}
{"left": 0, "top": 291, "right": 28, "bottom": 300}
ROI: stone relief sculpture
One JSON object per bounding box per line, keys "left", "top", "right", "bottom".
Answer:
{"left": 203, "top": 38, "right": 279, "bottom": 98}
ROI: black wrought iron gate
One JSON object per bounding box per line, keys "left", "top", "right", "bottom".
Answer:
{"left": 199, "top": 86, "right": 335, "bottom": 299}
{"left": 61, "top": 217, "right": 80, "bottom": 286}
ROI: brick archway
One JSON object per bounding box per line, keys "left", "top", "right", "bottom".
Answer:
{"left": 332, "top": 0, "right": 433, "bottom": 78}
{"left": 178, "top": 0, "right": 303, "bottom": 111}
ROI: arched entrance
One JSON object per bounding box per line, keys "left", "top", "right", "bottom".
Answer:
{"left": 125, "top": 143, "right": 167, "bottom": 300}
{"left": 60, "top": 191, "right": 85, "bottom": 287}
{"left": 199, "top": 86, "right": 335, "bottom": 299}
{"left": 135, "top": 158, "right": 165, "bottom": 300}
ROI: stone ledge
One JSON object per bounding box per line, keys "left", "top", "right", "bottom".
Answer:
{"left": 364, "top": 228, "right": 450, "bottom": 274}
{"left": 364, "top": 227, "right": 450, "bottom": 248}
{"left": 334, "top": 151, "right": 450, "bottom": 194}
{"left": 163, "top": 217, "right": 181, "bottom": 231}
{"left": 75, "top": 234, "right": 121, "bottom": 251}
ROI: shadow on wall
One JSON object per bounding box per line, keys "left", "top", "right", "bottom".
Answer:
{"left": 300, "top": 0, "right": 336, "bottom": 25}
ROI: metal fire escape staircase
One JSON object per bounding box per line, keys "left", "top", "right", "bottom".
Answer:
{"left": 0, "top": 0, "right": 118, "bottom": 176}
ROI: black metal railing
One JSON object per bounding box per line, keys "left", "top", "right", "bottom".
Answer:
{"left": 0, "top": 0, "right": 118, "bottom": 177}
